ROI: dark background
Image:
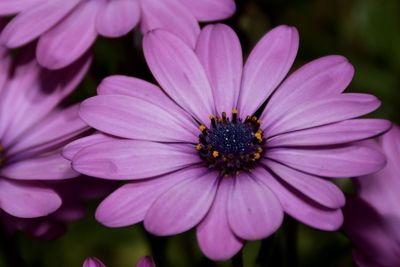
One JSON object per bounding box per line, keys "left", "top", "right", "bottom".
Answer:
{"left": 1, "top": 0, "right": 399, "bottom": 266}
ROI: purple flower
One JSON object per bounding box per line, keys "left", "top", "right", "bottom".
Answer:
{"left": 83, "top": 256, "right": 155, "bottom": 267}
{"left": 343, "top": 125, "right": 400, "bottom": 267}
{"left": 0, "top": 46, "right": 91, "bottom": 219}
{"left": 69, "top": 24, "right": 389, "bottom": 260}
{"left": 0, "top": 0, "right": 235, "bottom": 70}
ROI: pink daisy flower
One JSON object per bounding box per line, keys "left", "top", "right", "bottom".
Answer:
{"left": 83, "top": 256, "right": 155, "bottom": 267}
{"left": 68, "top": 24, "right": 389, "bottom": 260}
{"left": 0, "top": 0, "right": 236, "bottom": 69}
{"left": 0, "top": 46, "right": 90, "bottom": 219}
{"left": 343, "top": 125, "right": 400, "bottom": 267}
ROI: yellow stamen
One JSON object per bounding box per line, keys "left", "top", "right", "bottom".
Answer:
{"left": 199, "top": 125, "right": 206, "bottom": 132}
{"left": 212, "top": 151, "right": 219, "bottom": 158}
{"left": 254, "top": 153, "right": 261, "bottom": 160}
{"left": 195, "top": 144, "right": 202, "bottom": 151}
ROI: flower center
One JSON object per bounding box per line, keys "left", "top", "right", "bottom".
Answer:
{"left": 196, "top": 109, "right": 265, "bottom": 176}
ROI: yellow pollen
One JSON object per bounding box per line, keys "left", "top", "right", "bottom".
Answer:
{"left": 199, "top": 125, "right": 206, "bottom": 132}
{"left": 254, "top": 153, "right": 261, "bottom": 160}
{"left": 212, "top": 151, "right": 219, "bottom": 158}
{"left": 257, "top": 147, "right": 263, "bottom": 153}
{"left": 255, "top": 132, "right": 262, "bottom": 141}
{"left": 257, "top": 120, "right": 262, "bottom": 125}
{"left": 251, "top": 116, "right": 257, "bottom": 122}
{"left": 232, "top": 108, "right": 238, "bottom": 114}
{"left": 209, "top": 114, "right": 215, "bottom": 120}
{"left": 195, "top": 144, "right": 202, "bottom": 151}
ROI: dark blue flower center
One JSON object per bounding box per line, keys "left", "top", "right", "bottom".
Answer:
{"left": 196, "top": 109, "right": 265, "bottom": 176}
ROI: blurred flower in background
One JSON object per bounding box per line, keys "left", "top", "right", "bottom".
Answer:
{"left": 0, "top": 0, "right": 235, "bottom": 69}
{"left": 343, "top": 125, "right": 400, "bottom": 267}
{"left": 83, "top": 256, "right": 155, "bottom": 267}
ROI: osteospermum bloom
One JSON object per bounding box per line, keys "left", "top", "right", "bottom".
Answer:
{"left": 343, "top": 125, "right": 400, "bottom": 267}
{"left": 0, "top": 46, "right": 90, "bottom": 218}
{"left": 83, "top": 256, "right": 155, "bottom": 267}
{"left": 68, "top": 24, "right": 389, "bottom": 260}
{"left": 0, "top": 0, "right": 235, "bottom": 70}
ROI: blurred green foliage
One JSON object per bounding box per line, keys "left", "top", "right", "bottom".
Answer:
{"left": 1, "top": 0, "right": 399, "bottom": 266}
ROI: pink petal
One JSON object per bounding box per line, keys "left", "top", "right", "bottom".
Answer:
{"left": 255, "top": 167, "right": 343, "bottom": 231}
{"left": 72, "top": 140, "right": 200, "bottom": 180}
{"left": 228, "top": 171, "right": 283, "bottom": 240}
{"left": 96, "top": 0, "right": 139, "bottom": 37}
{"left": 266, "top": 144, "right": 386, "bottom": 178}
{"left": 136, "top": 256, "right": 155, "bottom": 267}
{"left": 196, "top": 178, "right": 243, "bottom": 261}
{"left": 1, "top": 152, "right": 79, "bottom": 180}
{"left": 178, "top": 0, "right": 235, "bottom": 21}
{"left": 143, "top": 29, "right": 214, "bottom": 124}
{"left": 95, "top": 166, "right": 200, "bottom": 227}
{"left": 0, "top": 50, "right": 91, "bottom": 147}
{"left": 265, "top": 93, "right": 381, "bottom": 137}
{"left": 0, "top": 0, "right": 46, "bottom": 15}
{"left": 140, "top": 0, "right": 200, "bottom": 48}
{"left": 262, "top": 55, "right": 354, "bottom": 123}
{"left": 79, "top": 95, "right": 197, "bottom": 143}
{"left": 8, "top": 105, "right": 89, "bottom": 157}
{"left": 195, "top": 24, "right": 242, "bottom": 115}
{"left": 83, "top": 257, "right": 106, "bottom": 267}
{"left": 97, "top": 75, "right": 196, "bottom": 131}
{"left": 266, "top": 160, "right": 345, "bottom": 209}
{"left": 62, "top": 133, "right": 116, "bottom": 161}
{"left": 37, "top": 0, "right": 100, "bottom": 69}
{"left": 0, "top": 179, "right": 61, "bottom": 218}
{"left": 0, "top": 0, "right": 80, "bottom": 48}
{"left": 144, "top": 170, "right": 218, "bottom": 235}
{"left": 238, "top": 25, "right": 299, "bottom": 117}
{"left": 267, "top": 119, "right": 391, "bottom": 147}
{"left": 0, "top": 47, "right": 11, "bottom": 95}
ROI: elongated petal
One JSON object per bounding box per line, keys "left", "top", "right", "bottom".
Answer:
{"left": 178, "top": 0, "right": 235, "bottom": 21}
{"left": 37, "top": 1, "right": 100, "bottom": 69}
{"left": 0, "top": 47, "right": 11, "bottom": 95}
{"left": 195, "top": 24, "right": 242, "bottom": 115}
{"left": 266, "top": 145, "right": 386, "bottom": 178}
{"left": 144, "top": 170, "right": 218, "bottom": 235}
{"left": 255, "top": 168, "right": 343, "bottom": 231}
{"left": 143, "top": 29, "right": 214, "bottom": 124}
{"left": 96, "top": 0, "right": 139, "bottom": 37}
{"left": 136, "top": 256, "right": 155, "bottom": 267}
{"left": 228, "top": 171, "right": 283, "bottom": 240}
{"left": 197, "top": 178, "right": 243, "bottom": 260}
{"left": 262, "top": 56, "right": 354, "bottom": 123}
{"left": 0, "top": 0, "right": 46, "bottom": 15}
{"left": 266, "top": 160, "right": 345, "bottom": 208}
{"left": 141, "top": 0, "right": 199, "bottom": 48}
{"left": 266, "top": 93, "right": 381, "bottom": 137}
{"left": 83, "top": 257, "right": 106, "bottom": 267}
{"left": 0, "top": 0, "right": 80, "bottom": 48}
{"left": 96, "top": 166, "right": 201, "bottom": 227}
{"left": 79, "top": 95, "right": 197, "bottom": 143}
{"left": 267, "top": 119, "right": 391, "bottom": 147}
{"left": 0, "top": 179, "right": 61, "bottom": 218}
{"left": 72, "top": 140, "right": 200, "bottom": 180}
{"left": 8, "top": 105, "right": 89, "bottom": 157}
{"left": 1, "top": 153, "right": 78, "bottom": 180}
{"left": 62, "top": 133, "right": 116, "bottom": 161}
{"left": 238, "top": 25, "right": 298, "bottom": 116}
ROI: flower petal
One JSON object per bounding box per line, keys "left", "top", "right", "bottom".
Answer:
{"left": 62, "top": 133, "right": 116, "bottom": 161}
{"left": 0, "top": 0, "right": 80, "bottom": 48}
{"left": 144, "top": 169, "right": 218, "bottom": 235}
{"left": 0, "top": 179, "right": 61, "bottom": 218}
{"left": 262, "top": 55, "right": 354, "bottom": 123}
{"left": 265, "top": 93, "right": 381, "bottom": 137}
{"left": 96, "top": 0, "right": 139, "bottom": 37}
{"left": 37, "top": 0, "right": 100, "bottom": 69}
{"left": 143, "top": 29, "right": 214, "bottom": 124}
{"left": 83, "top": 257, "right": 106, "bottom": 267}
{"left": 79, "top": 95, "right": 197, "bottom": 143}
{"left": 1, "top": 152, "right": 79, "bottom": 180}
{"left": 0, "top": 0, "right": 45, "bottom": 16}
{"left": 238, "top": 25, "right": 299, "bottom": 116}
{"left": 196, "top": 178, "right": 243, "bottom": 261}
{"left": 178, "top": 0, "right": 235, "bottom": 21}
{"left": 266, "top": 144, "right": 386, "bottom": 178}
{"left": 141, "top": 0, "right": 199, "bottom": 48}
{"left": 266, "top": 160, "right": 345, "bottom": 209}
{"left": 72, "top": 140, "right": 200, "bottom": 180}
{"left": 255, "top": 167, "right": 343, "bottom": 231}
{"left": 195, "top": 24, "right": 242, "bottom": 115}
{"left": 95, "top": 166, "right": 200, "bottom": 227}
{"left": 228, "top": 171, "right": 283, "bottom": 240}
{"left": 267, "top": 119, "right": 392, "bottom": 147}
